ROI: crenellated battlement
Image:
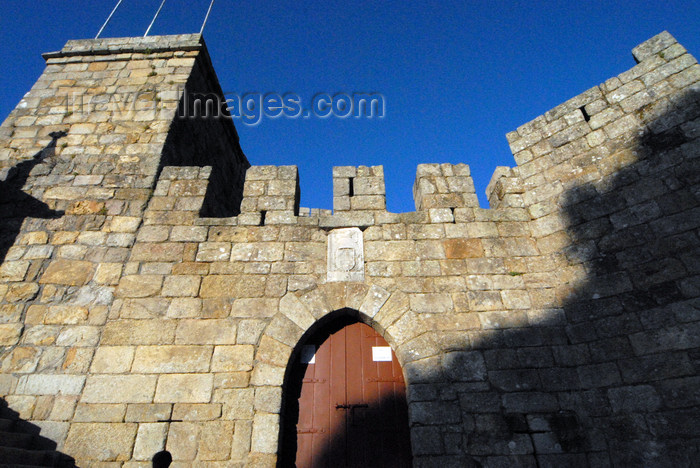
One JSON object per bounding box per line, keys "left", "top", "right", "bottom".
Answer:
{"left": 145, "top": 31, "right": 699, "bottom": 230}
{"left": 333, "top": 165, "right": 386, "bottom": 212}
{"left": 148, "top": 162, "right": 534, "bottom": 230}
{"left": 413, "top": 163, "right": 478, "bottom": 211}
{"left": 2, "top": 31, "right": 697, "bottom": 227}
{"left": 239, "top": 165, "right": 300, "bottom": 225}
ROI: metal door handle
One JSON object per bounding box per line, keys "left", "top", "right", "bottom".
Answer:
{"left": 297, "top": 428, "right": 326, "bottom": 434}
{"left": 335, "top": 403, "right": 369, "bottom": 410}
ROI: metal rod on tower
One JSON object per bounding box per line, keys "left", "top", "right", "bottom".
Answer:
{"left": 200, "top": 0, "right": 216, "bottom": 35}
{"left": 144, "top": 0, "right": 168, "bottom": 37}
{"left": 95, "top": 0, "right": 125, "bottom": 39}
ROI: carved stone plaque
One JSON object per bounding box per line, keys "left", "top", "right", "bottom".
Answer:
{"left": 327, "top": 227, "right": 364, "bottom": 282}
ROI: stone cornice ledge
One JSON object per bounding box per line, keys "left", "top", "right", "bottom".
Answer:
{"left": 42, "top": 34, "right": 203, "bottom": 60}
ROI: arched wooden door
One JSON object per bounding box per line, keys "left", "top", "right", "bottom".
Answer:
{"left": 291, "top": 321, "right": 412, "bottom": 467}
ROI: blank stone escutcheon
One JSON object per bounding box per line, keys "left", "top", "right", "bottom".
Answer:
{"left": 327, "top": 227, "right": 364, "bottom": 282}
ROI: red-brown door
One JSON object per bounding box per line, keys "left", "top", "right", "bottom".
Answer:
{"left": 295, "top": 321, "right": 412, "bottom": 467}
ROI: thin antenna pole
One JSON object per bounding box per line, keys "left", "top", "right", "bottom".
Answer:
{"left": 200, "top": 0, "right": 216, "bottom": 35}
{"left": 144, "top": 0, "right": 167, "bottom": 37}
{"left": 95, "top": 0, "right": 125, "bottom": 39}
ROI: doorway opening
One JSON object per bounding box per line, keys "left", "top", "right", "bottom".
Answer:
{"left": 279, "top": 311, "right": 412, "bottom": 467}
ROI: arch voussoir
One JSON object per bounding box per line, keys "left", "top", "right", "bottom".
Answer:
{"left": 371, "top": 290, "right": 410, "bottom": 333}
{"left": 396, "top": 331, "right": 442, "bottom": 365}
{"left": 321, "top": 282, "right": 349, "bottom": 312}
{"left": 345, "top": 282, "right": 371, "bottom": 310}
{"left": 279, "top": 292, "right": 315, "bottom": 331}
{"left": 294, "top": 286, "right": 332, "bottom": 320}
{"left": 357, "top": 284, "right": 391, "bottom": 319}
{"left": 264, "top": 313, "right": 304, "bottom": 348}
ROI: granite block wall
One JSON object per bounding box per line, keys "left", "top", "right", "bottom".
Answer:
{"left": 0, "top": 31, "right": 698, "bottom": 467}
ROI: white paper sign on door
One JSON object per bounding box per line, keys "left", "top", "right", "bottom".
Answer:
{"left": 372, "top": 346, "right": 392, "bottom": 362}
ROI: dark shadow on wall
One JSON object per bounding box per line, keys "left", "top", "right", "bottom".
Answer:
{"left": 159, "top": 55, "right": 250, "bottom": 218}
{"left": 554, "top": 87, "right": 700, "bottom": 467}
{"left": 0, "top": 398, "right": 76, "bottom": 467}
{"left": 0, "top": 131, "right": 66, "bottom": 263}
{"left": 152, "top": 449, "right": 173, "bottom": 468}
{"left": 278, "top": 90, "right": 699, "bottom": 467}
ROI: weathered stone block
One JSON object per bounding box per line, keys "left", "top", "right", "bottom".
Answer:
{"left": 0, "top": 323, "right": 23, "bottom": 345}
{"left": 170, "top": 225, "right": 207, "bottom": 242}
{"left": 94, "top": 263, "right": 123, "bottom": 285}
{"left": 211, "top": 345, "right": 255, "bottom": 372}
{"left": 90, "top": 346, "right": 134, "bottom": 374}
{"left": 154, "top": 374, "right": 214, "bottom": 403}
{"left": 444, "top": 238, "right": 484, "bottom": 258}
{"left": 0, "top": 304, "right": 23, "bottom": 324}
{"left": 443, "top": 351, "right": 487, "bottom": 382}
{"left": 82, "top": 375, "right": 157, "bottom": 403}
{"left": 16, "top": 374, "right": 86, "bottom": 395}
{"left": 479, "top": 310, "right": 528, "bottom": 329}
{"left": 166, "top": 297, "right": 203, "bottom": 318}
{"left": 118, "top": 298, "right": 170, "bottom": 319}
{"left": 250, "top": 362, "right": 285, "bottom": 386}
{"left": 4, "top": 282, "right": 40, "bottom": 302}
{"left": 1, "top": 346, "right": 40, "bottom": 373}
{"left": 39, "top": 259, "right": 95, "bottom": 285}
{"left": 501, "top": 392, "right": 559, "bottom": 413}
{"left": 200, "top": 275, "right": 266, "bottom": 297}
{"left": 411, "top": 426, "right": 443, "bottom": 455}
{"left": 0, "top": 260, "right": 29, "bottom": 281}
{"left": 44, "top": 305, "right": 89, "bottom": 324}
{"left": 132, "top": 345, "right": 213, "bottom": 373}
{"left": 632, "top": 31, "right": 678, "bottom": 62}
{"left": 230, "top": 298, "right": 278, "bottom": 318}
{"left": 108, "top": 216, "right": 141, "bottom": 233}
{"left": 64, "top": 423, "right": 138, "bottom": 462}
{"left": 102, "top": 320, "right": 176, "bottom": 345}
{"left": 116, "top": 275, "right": 163, "bottom": 298}
{"left": 163, "top": 423, "right": 199, "bottom": 461}
{"left": 175, "top": 319, "right": 237, "bottom": 344}
{"left": 256, "top": 336, "right": 292, "bottom": 367}
{"left": 251, "top": 412, "right": 279, "bottom": 453}
{"left": 73, "top": 403, "right": 127, "bottom": 422}
{"left": 56, "top": 326, "right": 100, "bottom": 347}
{"left": 409, "top": 293, "right": 453, "bottom": 313}
{"left": 199, "top": 421, "right": 235, "bottom": 460}
{"left": 196, "top": 242, "right": 231, "bottom": 262}
{"left": 172, "top": 403, "right": 221, "bottom": 421}
{"left": 608, "top": 385, "right": 662, "bottom": 412}
{"left": 161, "top": 275, "right": 201, "bottom": 297}
{"left": 133, "top": 422, "right": 168, "bottom": 461}
{"left": 411, "top": 401, "right": 461, "bottom": 425}
{"left": 235, "top": 320, "right": 266, "bottom": 347}
{"left": 130, "top": 243, "right": 185, "bottom": 262}
{"left": 49, "top": 395, "right": 78, "bottom": 421}
{"left": 125, "top": 404, "right": 172, "bottom": 422}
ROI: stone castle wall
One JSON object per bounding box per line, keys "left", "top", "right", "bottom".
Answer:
{"left": 0, "top": 31, "right": 698, "bottom": 467}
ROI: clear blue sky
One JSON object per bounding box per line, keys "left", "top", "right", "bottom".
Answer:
{"left": 1, "top": 1, "right": 698, "bottom": 212}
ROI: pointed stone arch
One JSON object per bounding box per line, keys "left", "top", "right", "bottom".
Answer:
{"left": 247, "top": 282, "right": 439, "bottom": 460}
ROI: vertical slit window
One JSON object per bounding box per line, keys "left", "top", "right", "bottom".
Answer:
{"left": 580, "top": 105, "right": 591, "bottom": 122}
